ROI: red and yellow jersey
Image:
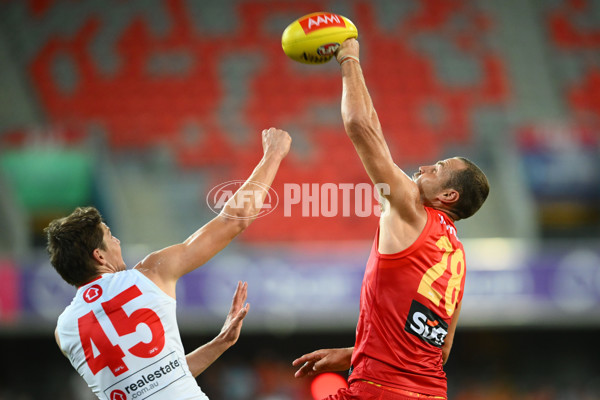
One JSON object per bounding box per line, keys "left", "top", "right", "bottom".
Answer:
{"left": 349, "top": 207, "right": 466, "bottom": 398}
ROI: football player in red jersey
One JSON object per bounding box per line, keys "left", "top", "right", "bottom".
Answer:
{"left": 293, "top": 39, "right": 489, "bottom": 400}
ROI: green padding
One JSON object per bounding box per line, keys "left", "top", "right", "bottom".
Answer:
{"left": 0, "top": 149, "right": 92, "bottom": 212}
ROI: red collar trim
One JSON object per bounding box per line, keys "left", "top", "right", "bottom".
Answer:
{"left": 78, "top": 275, "right": 102, "bottom": 289}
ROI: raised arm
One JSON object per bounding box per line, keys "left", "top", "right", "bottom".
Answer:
{"left": 135, "top": 128, "right": 291, "bottom": 297}
{"left": 337, "top": 40, "right": 421, "bottom": 213}
{"left": 337, "top": 40, "right": 426, "bottom": 252}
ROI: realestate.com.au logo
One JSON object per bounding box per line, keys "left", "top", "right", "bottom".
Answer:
{"left": 206, "top": 181, "right": 390, "bottom": 219}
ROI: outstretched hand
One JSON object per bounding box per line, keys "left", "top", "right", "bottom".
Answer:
{"left": 185, "top": 281, "right": 250, "bottom": 377}
{"left": 218, "top": 281, "right": 250, "bottom": 347}
{"left": 292, "top": 347, "right": 353, "bottom": 378}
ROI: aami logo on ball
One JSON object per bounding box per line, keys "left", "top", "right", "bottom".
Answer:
{"left": 83, "top": 284, "right": 103, "bottom": 303}
{"left": 404, "top": 300, "right": 448, "bottom": 347}
{"left": 299, "top": 13, "right": 345, "bottom": 34}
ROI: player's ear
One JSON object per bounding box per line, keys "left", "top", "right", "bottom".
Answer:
{"left": 438, "top": 189, "right": 459, "bottom": 205}
{"left": 92, "top": 248, "right": 106, "bottom": 265}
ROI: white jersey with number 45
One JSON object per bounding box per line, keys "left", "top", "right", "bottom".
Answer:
{"left": 57, "top": 269, "right": 208, "bottom": 400}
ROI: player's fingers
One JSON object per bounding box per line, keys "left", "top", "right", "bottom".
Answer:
{"left": 294, "top": 362, "right": 315, "bottom": 378}
{"left": 230, "top": 303, "right": 249, "bottom": 325}
{"left": 241, "top": 281, "right": 248, "bottom": 301}
{"left": 232, "top": 281, "right": 242, "bottom": 300}
{"left": 292, "top": 355, "right": 312, "bottom": 366}
{"left": 292, "top": 356, "right": 319, "bottom": 367}
{"left": 313, "top": 358, "right": 330, "bottom": 372}
{"left": 292, "top": 351, "right": 322, "bottom": 366}
{"left": 231, "top": 281, "right": 247, "bottom": 308}
{"left": 237, "top": 303, "right": 249, "bottom": 320}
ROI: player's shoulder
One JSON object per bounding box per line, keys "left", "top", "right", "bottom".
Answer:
{"left": 105, "top": 269, "right": 174, "bottom": 302}
{"left": 57, "top": 297, "right": 76, "bottom": 323}
{"left": 61, "top": 270, "right": 143, "bottom": 309}
{"left": 99, "top": 269, "right": 144, "bottom": 285}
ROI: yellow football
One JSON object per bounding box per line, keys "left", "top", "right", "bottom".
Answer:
{"left": 281, "top": 12, "right": 358, "bottom": 64}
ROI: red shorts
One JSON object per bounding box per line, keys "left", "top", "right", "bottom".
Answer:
{"left": 322, "top": 380, "right": 446, "bottom": 400}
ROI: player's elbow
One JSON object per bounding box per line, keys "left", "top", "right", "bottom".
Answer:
{"left": 220, "top": 213, "right": 252, "bottom": 234}
{"left": 220, "top": 199, "right": 262, "bottom": 230}
{"left": 344, "top": 120, "right": 371, "bottom": 146}
{"left": 343, "top": 112, "right": 369, "bottom": 135}
{"left": 343, "top": 111, "right": 379, "bottom": 142}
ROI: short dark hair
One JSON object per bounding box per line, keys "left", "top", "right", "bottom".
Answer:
{"left": 444, "top": 157, "right": 490, "bottom": 220}
{"left": 44, "top": 206, "right": 106, "bottom": 286}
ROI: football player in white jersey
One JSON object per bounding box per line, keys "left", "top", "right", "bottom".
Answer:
{"left": 46, "top": 128, "right": 291, "bottom": 400}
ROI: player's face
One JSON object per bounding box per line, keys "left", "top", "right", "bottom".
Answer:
{"left": 99, "top": 223, "right": 126, "bottom": 271}
{"left": 413, "top": 157, "right": 464, "bottom": 205}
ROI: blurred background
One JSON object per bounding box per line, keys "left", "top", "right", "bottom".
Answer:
{"left": 0, "top": 0, "right": 599, "bottom": 399}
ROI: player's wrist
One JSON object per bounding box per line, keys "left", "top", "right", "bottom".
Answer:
{"left": 338, "top": 54, "right": 360, "bottom": 66}
{"left": 262, "top": 150, "right": 286, "bottom": 164}
{"left": 214, "top": 332, "right": 237, "bottom": 349}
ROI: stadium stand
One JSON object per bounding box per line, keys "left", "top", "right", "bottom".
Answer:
{"left": 9, "top": 0, "right": 514, "bottom": 244}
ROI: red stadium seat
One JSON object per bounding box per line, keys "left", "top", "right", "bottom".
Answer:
{"left": 24, "top": 0, "right": 511, "bottom": 241}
